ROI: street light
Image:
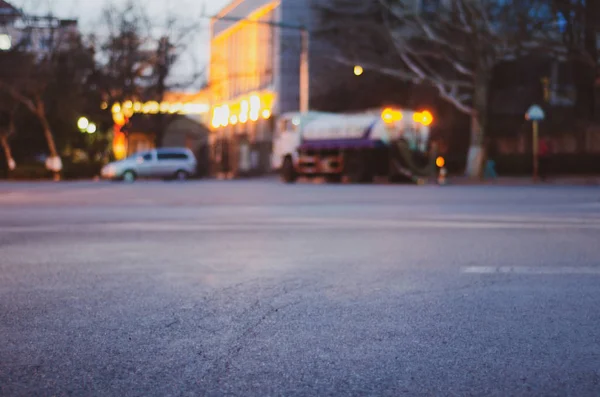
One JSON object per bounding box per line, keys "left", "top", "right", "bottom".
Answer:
{"left": 77, "top": 117, "right": 89, "bottom": 131}
{"left": 354, "top": 65, "right": 364, "bottom": 76}
{"left": 86, "top": 123, "right": 97, "bottom": 134}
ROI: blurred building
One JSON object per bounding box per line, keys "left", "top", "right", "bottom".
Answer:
{"left": 0, "top": 1, "right": 79, "bottom": 56}
{"left": 208, "top": 0, "right": 329, "bottom": 177}
{"left": 205, "top": 0, "right": 465, "bottom": 178}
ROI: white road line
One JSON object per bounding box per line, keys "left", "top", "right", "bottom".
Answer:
{"left": 461, "top": 266, "right": 600, "bottom": 275}
{"left": 2, "top": 216, "right": 600, "bottom": 233}
{"left": 418, "top": 214, "right": 600, "bottom": 224}
{"left": 277, "top": 217, "right": 600, "bottom": 229}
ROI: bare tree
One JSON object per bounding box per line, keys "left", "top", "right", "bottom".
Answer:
{"left": 0, "top": 51, "right": 61, "bottom": 176}
{"left": 95, "top": 2, "right": 155, "bottom": 104}
{"left": 317, "top": 0, "right": 561, "bottom": 176}
{"left": 0, "top": 99, "right": 18, "bottom": 172}
{"left": 97, "top": 1, "right": 204, "bottom": 146}
{"left": 149, "top": 14, "right": 205, "bottom": 147}
{"left": 552, "top": 0, "right": 599, "bottom": 120}
{"left": 0, "top": 11, "right": 82, "bottom": 179}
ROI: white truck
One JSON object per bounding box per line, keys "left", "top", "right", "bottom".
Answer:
{"left": 271, "top": 107, "right": 436, "bottom": 183}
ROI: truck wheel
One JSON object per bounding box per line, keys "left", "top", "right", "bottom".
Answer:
{"left": 326, "top": 174, "right": 342, "bottom": 183}
{"left": 344, "top": 151, "right": 372, "bottom": 183}
{"left": 281, "top": 156, "right": 297, "bottom": 183}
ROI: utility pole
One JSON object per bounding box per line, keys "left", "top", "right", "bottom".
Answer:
{"left": 209, "top": 15, "right": 310, "bottom": 113}
{"left": 299, "top": 28, "right": 309, "bottom": 113}
{"left": 532, "top": 119, "right": 539, "bottom": 180}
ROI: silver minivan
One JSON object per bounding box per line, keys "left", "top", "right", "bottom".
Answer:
{"left": 101, "top": 148, "right": 197, "bottom": 182}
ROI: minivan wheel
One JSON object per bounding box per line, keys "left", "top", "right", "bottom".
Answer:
{"left": 122, "top": 170, "right": 136, "bottom": 183}
{"left": 175, "top": 170, "right": 189, "bottom": 181}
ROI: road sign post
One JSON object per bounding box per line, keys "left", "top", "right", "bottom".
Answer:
{"left": 525, "top": 105, "right": 545, "bottom": 181}
{"left": 532, "top": 120, "right": 539, "bottom": 180}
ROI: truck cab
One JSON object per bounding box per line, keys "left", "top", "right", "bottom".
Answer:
{"left": 271, "top": 112, "right": 302, "bottom": 171}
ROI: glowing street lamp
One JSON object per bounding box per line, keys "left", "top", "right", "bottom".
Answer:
{"left": 354, "top": 65, "right": 364, "bottom": 76}
{"left": 0, "top": 34, "right": 12, "bottom": 51}
{"left": 86, "top": 123, "right": 97, "bottom": 134}
{"left": 77, "top": 117, "right": 89, "bottom": 131}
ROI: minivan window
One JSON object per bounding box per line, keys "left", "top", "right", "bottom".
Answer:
{"left": 157, "top": 152, "right": 189, "bottom": 161}
{"left": 127, "top": 152, "right": 151, "bottom": 161}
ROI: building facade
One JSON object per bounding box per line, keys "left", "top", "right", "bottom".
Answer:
{"left": 0, "top": 1, "right": 78, "bottom": 56}
{"left": 110, "top": 91, "right": 211, "bottom": 160}
{"left": 208, "top": 0, "right": 325, "bottom": 177}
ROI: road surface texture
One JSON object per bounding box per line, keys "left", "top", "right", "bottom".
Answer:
{"left": 1, "top": 179, "right": 600, "bottom": 396}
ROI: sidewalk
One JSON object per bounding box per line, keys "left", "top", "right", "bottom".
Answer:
{"left": 447, "top": 175, "right": 600, "bottom": 186}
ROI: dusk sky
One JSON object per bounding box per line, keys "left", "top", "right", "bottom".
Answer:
{"left": 12, "top": 0, "right": 233, "bottom": 83}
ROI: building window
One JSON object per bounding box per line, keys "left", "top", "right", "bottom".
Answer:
{"left": 211, "top": 5, "right": 276, "bottom": 102}
{"left": 157, "top": 152, "right": 189, "bottom": 161}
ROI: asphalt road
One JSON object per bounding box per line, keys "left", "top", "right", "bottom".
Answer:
{"left": 1, "top": 179, "right": 600, "bottom": 396}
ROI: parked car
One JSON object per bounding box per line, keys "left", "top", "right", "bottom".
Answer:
{"left": 101, "top": 148, "right": 197, "bottom": 182}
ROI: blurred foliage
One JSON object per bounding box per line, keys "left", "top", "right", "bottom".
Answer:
{"left": 62, "top": 159, "right": 104, "bottom": 180}
{"left": 7, "top": 163, "right": 52, "bottom": 180}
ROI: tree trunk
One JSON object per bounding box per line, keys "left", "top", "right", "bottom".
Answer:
{"left": 36, "top": 110, "right": 58, "bottom": 158}
{"left": 465, "top": 76, "right": 489, "bottom": 178}
{"left": 154, "top": 39, "right": 169, "bottom": 148}
{"left": 0, "top": 134, "right": 15, "bottom": 172}
{"left": 35, "top": 101, "right": 61, "bottom": 180}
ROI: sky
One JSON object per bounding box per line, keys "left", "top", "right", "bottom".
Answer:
{"left": 12, "top": 0, "right": 232, "bottom": 87}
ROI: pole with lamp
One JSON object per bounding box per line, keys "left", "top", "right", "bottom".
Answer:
{"left": 525, "top": 105, "right": 545, "bottom": 181}
{"left": 77, "top": 117, "right": 97, "bottom": 134}
{"left": 77, "top": 116, "right": 98, "bottom": 162}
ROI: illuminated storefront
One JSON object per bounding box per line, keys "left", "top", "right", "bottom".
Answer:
{"left": 110, "top": 92, "right": 210, "bottom": 160}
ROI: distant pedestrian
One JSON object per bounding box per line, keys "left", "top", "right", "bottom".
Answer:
{"left": 484, "top": 139, "right": 498, "bottom": 179}
{"left": 538, "top": 136, "right": 552, "bottom": 181}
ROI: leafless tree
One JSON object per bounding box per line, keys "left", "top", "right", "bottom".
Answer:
{"left": 0, "top": 51, "right": 62, "bottom": 176}
{"left": 97, "top": 1, "right": 205, "bottom": 146}
{"left": 317, "top": 0, "right": 562, "bottom": 176}
{"left": 0, "top": 9, "right": 82, "bottom": 179}
{"left": 0, "top": 98, "right": 18, "bottom": 172}
{"left": 551, "top": 0, "right": 599, "bottom": 120}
